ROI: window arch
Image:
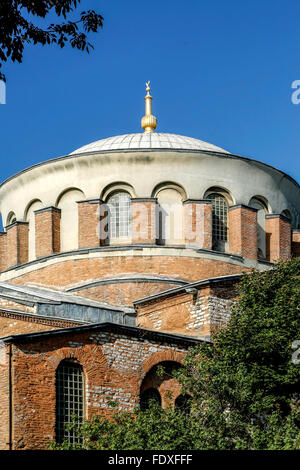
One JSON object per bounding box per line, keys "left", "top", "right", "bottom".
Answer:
{"left": 25, "top": 199, "right": 43, "bottom": 261}
{"left": 153, "top": 183, "right": 186, "bottom": 245}
{"left": 107, "top": 191, "right": 132, "bottom": 240}
{"left": 175, "top": 394, "right": 192, "bottom": 414}
{"left": 6, "top": 211, "right": 16, "bottom": 226}
{"left": 56, "top": 360, "right": 84, "bottom": 444}
{"left": 206, "top": 193, "right": 229, "bottom": 252}
{"left": 282, "top": 209, "right": 292, "bottom": 221}
{"left": 57, "top": 188, "right": 85, "bottom": 252}
{"left": 249, "top": 197, "right": 269, "bottom": 260}
{"left": 140, "top": 388, "right": 161, "bottom": 411}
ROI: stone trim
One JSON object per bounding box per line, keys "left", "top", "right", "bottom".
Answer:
{"left": 183, "top": 199, "right": 212, "bottom": 205}
{"left": 66, "top": 276, "right": 188, "bottom": 292}
{"left": 34, "top": 206, "right": 61, "bottom": 215}
{"left": 0, "top": 308, "right": 85, "bottom": 328}
{"left": 228, "top": 204, "right": 258, "bottom": 212}
{"left": 5, "top": 221, "right": 29, "bottom": 231}
{"left": 131, "top": 198, "right": 158, "bottom": 203}
{"left": 266, "top": 213, "right": 291, "bottom": 222}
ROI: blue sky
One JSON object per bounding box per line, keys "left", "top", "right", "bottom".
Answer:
{"left": 1, "top": 0, "right": 300, "bottom": 186}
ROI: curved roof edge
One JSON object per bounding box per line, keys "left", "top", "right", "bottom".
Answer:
{"left": 0, "top": 146, "right": 299, "bottom": 193}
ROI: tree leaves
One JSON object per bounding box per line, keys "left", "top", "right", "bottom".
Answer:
{"left": 0, "top": 0, "right": 104, "bottom": 81}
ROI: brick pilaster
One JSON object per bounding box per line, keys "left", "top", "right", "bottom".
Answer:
{"left": 0, "top": 232, "right": 7, "bottom": 272}
{"left": 183, "top": 199, "right": 212, "bottom": 250}
{"left": 131, "top": 198, "right": 157, "bottom": 244}
{"left": 292, "top": 230, "right": 300, "bottom": 258}
{"left": 266, "top": 214, "right": 292, "bottom": 262}
{"left": 5, "top": 221, "right": 29, "bottom": 267}
{"left": 229, "top": 205, "right": 258, "bottom": 259}
{"left": 35, "top": 207, "right": 61, "bottom": 258}
{"left": 78, "top": 199, "right": 107, "bottom": 249}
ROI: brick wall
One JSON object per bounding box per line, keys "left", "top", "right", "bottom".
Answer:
{"left": 183, "top": 200, "right": 212, "bottom": 249}
{"left": 78, "top": 200, "right": 102, "bottom": 249}
{"left": 131, "top": 199, "right": 157, "bottom": 244}
{"left": 0, "top": 233, "right": 7, "bottom": 272}
{"left": 1, "top": 327, "right": 192, "bottom": 449}
{"left": 266, "top": 214, "right": 292, "bottom": 262}
{"left": 136, "top": 279, "right": 238, "bottom": 337}
{"left": 9, "top": 255, "right": 251, "bottom": 304}
{"left": 6, "top": 222, "right": 29, "bottom": 268}
{"left": 35, "top": 207, "right": 61, "bottom": 258}
{"left": 229, "top": 205, "right": 258, "bottom": 259}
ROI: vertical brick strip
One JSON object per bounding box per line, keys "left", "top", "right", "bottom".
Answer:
{"left": 78, "top": 199, "right": 103, "bottom": 249}
{"left": 6, "top": 222, "right": 29, "bottom": 267}
{"left": 0, "top": 232, "right": 7, "bottom": 272}
{"left": 131, "top": 198, "right": 157, "bottom": 244}
{"left": 229, "top": 205, "right": 258, "bottom": 259}
{"left": 266, "top": 214, "right": 292, "bottom": 262}
{"left": 183, "top": 200, "right": 212, "bottom": 250}
{"left": 35, "top": 207, "right": 61, "bottom": 258}
{"left": 292, "top": 230, "right": 300, "bottom": 258}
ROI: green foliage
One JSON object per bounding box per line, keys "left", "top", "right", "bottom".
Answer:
{"left": 0, "top": 0, "right": 104, "bottom": 81}
{"left": 52, "top": 259, "right": 300, "bottom": 450}
{"left": 50, "top": 401, "right": 203, "bottom": 450}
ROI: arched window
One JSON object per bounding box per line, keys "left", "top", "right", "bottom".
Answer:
{"left": 175, "top": 394, "right": 192, "bottom": 414}
{"left": 154, "top": 184, "right": 186, "bottom": 245}
{"left": 206, "top": 193, "right": 228, "bottom": 251}
{"left": 57, "top": 188, "right": 85, "bottom": 252}
{"left": 107, "top": 191, "right": 131, "bottom": 240}
{"left": 140, "top": 388, "right": 161, "bottom": 411}
{"left": 249, "top": 197, "right": 268, "bottom": 260}
{"left": 6, "top": 212, "right": 16, "bottom": 226}
{"left": 56, "top": 360, "right": 84, "bottom": 444}
{"left": 25, "top": 200, "right": 43, "bottom": 261}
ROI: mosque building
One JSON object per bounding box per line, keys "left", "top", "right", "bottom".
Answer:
{"left": 0, "top": 83, "right": 299, "bottom": 449}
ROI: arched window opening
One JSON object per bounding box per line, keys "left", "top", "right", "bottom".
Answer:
{"left": 6, "top": 212, "right": 16, "bottom": 226}
{"left": 140, "top": 388, "right": 161, "bottom": 411}
{"left": 206, "top": 193, "right": 228, "bottom": 252}
{"left": 175, "top": 394, "right": 192, "bottom": 415}
{"left": 25, "top": 200, "right": 43, "bottom": 261}
{"left": 249, "top": 197, "right": 268, "bottom": 260}
{"left": 282, "top": 209, "right": 292, "bottom": 221}
{"left": 56, "top": 360, "right": 84, "bottom": 444}
{"left": 57, "top": 188, "right": 84, "bottom": 252}
{"left": 155, "top": 187, "right": 184, "bottom": 245}
{"left": 107, "top": 191, "right": 131, "bottom": 240}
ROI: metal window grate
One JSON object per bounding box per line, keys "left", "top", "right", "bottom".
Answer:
{"left": 207, "top": 193, "right": 228, "bottom": 242}
{"left": 107, "top": 192, "right": 132, "bottom": 238}
{"left": 56, "top": 361, "right": 84, "bottom": 444}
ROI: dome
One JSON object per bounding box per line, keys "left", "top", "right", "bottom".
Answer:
{"left": 69, "top": 133, "right": 230, "bottom": 155}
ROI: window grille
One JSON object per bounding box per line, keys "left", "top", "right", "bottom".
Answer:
{"left": 207, "top": 193, "right": 228, "bottom": 243}
{"left": 107, "top": 192, "right": 131, "bottom": 239}
{"left": 56, "top": 361, "right": 84, "bottom": 444}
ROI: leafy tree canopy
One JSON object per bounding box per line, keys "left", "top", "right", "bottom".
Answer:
{"left": 52, "top": 259, "right": 300, "bottom": 450}
{"left": 0, "top": 0, "right": 104, "bottom": 81}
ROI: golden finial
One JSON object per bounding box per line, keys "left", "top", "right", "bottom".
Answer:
{"left": 141, "top": 81, "right": 157, "bottom": 133}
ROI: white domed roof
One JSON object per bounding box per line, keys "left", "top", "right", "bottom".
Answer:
{"left": 70, "top": 133, "right": 229, "bottom": 155}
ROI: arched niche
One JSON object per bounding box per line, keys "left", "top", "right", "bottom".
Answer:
{"left": 6, "top": 211, "right": 16, "bottom": 227}
{"left": 152, "top": 183, "right": 187, "bottom": 246}
{"left": 57, "top": 188, "right": 85, "bottom": 252}
{"left": 140, "top": 361, "right": 182, "bottom": 409}
{"left": 249, "top": 196, "right": 269, "bottom": 260}
{"left": 25, "top": 199, "right": 43, "bottom": 261}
